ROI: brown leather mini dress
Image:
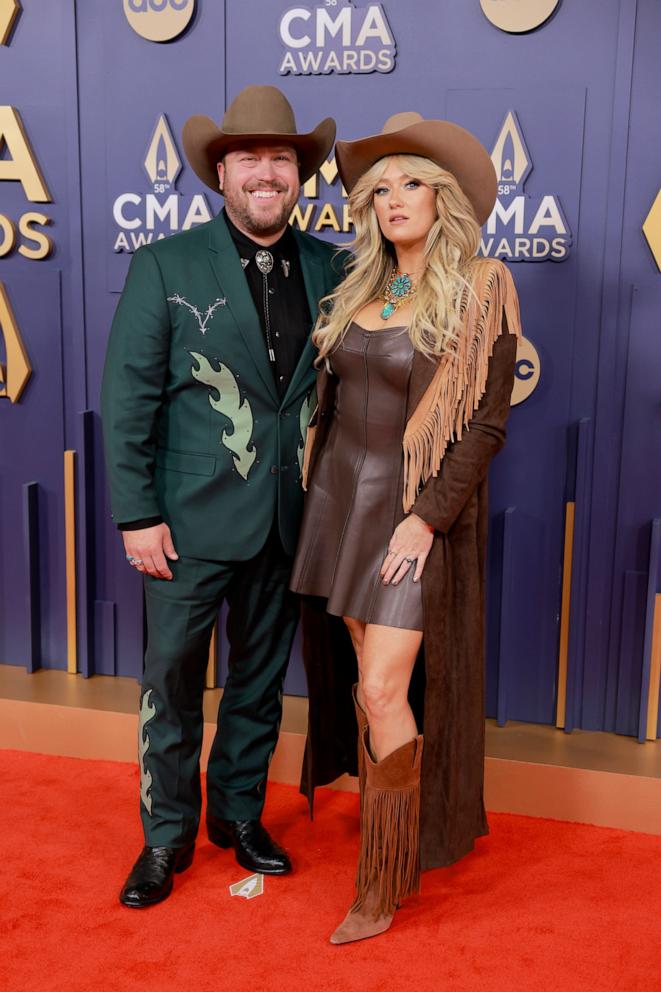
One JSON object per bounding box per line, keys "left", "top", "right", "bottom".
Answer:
{"left": 290, "top": 321, "right": 423, "bottom": 631}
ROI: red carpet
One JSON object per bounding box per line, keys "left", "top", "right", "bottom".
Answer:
{"left": 2, "top": 749, "right": 660, "bottom": 992}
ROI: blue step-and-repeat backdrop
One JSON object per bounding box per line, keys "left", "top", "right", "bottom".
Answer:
{"left": 1, "top": 0, "right": 660, "bottom": 741}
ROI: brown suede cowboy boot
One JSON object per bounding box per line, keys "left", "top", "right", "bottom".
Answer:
{"left": 330, "top": 727, "right": 423, "bottom": 945}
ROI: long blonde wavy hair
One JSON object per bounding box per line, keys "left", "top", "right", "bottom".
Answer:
{"left": 313, "top": 154, "right": 482, "bottom": 363}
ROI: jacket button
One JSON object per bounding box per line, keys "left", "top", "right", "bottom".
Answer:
{"left": 270, "top": 465, "right": 279, "bottom": 475}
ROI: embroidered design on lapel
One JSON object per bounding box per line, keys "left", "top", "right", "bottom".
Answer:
{"left": 168, "top": 294, "right": 227, "bottom": 335}
{"left": 191, "top": 352, "right": 257, "bottom": 480}
{"left": 139, "top": 689, "right": 157, "bottom": 816}
{"left": 297, "top": 388, "right": 317, "bottom": 479}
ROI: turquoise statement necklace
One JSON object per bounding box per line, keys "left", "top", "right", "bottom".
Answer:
{"left": 381, "top": 268, "right": 417, "bottom": 320}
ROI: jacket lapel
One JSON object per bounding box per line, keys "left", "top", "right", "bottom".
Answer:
{"left": 281, "top": 231, "right": 327, "bottom": 407}
{"left": 207, "top": 212, "right": 279, "bottom": 405}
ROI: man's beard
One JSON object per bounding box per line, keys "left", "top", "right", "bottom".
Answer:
{"left": 224, "top": 183, "right": 298, "bottom": 237}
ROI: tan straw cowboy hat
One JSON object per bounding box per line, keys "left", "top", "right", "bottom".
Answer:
{"left": 183, "top": 85, "right": 336, "bottom": 191}
{"left": 335, "top": 112, "right": 497, "bottom": 225}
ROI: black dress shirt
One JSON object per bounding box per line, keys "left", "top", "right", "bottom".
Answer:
{"left": 223, "top": 208, "right": 311, "bottom": 400}
{"left": 119, "top": 210, "right": 312, "bottom": 531}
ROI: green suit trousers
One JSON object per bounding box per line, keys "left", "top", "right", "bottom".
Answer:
{"left": 138, "top": 523, "right": 298, "bottom": 847}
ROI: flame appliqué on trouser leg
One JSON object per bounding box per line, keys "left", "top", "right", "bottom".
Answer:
{"left": 139, "top": 689, "right": 157, "bottom": 815}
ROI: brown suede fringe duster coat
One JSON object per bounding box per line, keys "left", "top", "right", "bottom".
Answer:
{"left": 298, "top": 258, "right": 522, "bottom": 872}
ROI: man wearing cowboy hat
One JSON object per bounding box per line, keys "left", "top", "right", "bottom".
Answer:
{"left": 101, "top": 85, "right": 342, "bottom": 908}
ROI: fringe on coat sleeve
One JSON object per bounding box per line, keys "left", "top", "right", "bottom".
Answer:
{"left": 401, "top": 259, "right": 522, "bottom": 513}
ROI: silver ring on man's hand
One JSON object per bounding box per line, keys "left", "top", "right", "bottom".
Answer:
{"left": 404, "top": 556, "right": 415, "bottom": 564}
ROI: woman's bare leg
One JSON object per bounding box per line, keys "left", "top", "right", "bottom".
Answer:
{"left": 331, "top": 618, "right": 423, "bottom": 944}
{"left": 359, "top": 624, "right": 422, "bottom": 760}
{"left": 343, "top": 616, "right": 367, "bottom": 708}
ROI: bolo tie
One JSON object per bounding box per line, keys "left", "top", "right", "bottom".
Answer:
{"left": 240, "top": 250, "right": 291, "bottom": 365}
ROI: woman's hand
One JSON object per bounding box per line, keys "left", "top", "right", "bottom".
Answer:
{"left": 381, "top": 513, "right": 435, "bottom": 585}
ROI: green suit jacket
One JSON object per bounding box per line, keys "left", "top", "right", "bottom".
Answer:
{"left": 101, "top": 212, "right": 344, "bottom": 560}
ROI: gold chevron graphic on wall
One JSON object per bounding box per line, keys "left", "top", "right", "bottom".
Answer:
{"left": 643, "top": 190, "right": 661, "bottom": 272}
{"left": 491, "top": 111, "right": 530, "bottom": 188}
{"left": 0, "top": 0, "right": 21, "bottom": 45}
{"left": 144, "top": 114, "right": 181, "bottom": 189}
{"left": 0, "top": 282, "right": 32, "bottom": 402}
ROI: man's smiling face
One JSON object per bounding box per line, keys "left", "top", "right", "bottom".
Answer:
{"left": 218, "top": 144, "right": 300, "bottom": 240}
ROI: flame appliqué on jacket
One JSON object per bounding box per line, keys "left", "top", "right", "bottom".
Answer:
{"left": 190, "top": 352, "right": 257, "bottom": 480}
{"left": 297, "top": 388, "right": 317, "bottom": 479}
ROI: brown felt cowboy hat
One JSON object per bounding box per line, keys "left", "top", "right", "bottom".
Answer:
{"left": 335, "top": 112, "right": 497, "bottom": 225}
{"left": 183, "top": 85, "right": 336, "bottom": 191}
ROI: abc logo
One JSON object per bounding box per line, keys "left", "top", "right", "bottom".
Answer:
{"left": 511, "top": 336, "right": 541, "bottom": 406}
{"left": 123, "top": 0, "right": 195, "bottom": 43}
{"left": 480, "top": 0, "right": 559, "bottom": 34}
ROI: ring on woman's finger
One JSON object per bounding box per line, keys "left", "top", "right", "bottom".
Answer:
{"left": 127, "top": 556, "right": 144, "bottom": 566}
{"left": 404, "top": 556, "right": 415, "bottom": 564}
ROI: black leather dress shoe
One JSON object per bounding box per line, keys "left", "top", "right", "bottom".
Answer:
{"left": 207, "top": 816, "right": 292, "bottom": 875}
{"left": 119, "top": 843, "right": 195, "bottom": 908}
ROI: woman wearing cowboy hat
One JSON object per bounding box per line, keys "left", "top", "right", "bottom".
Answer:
{"left": 290, "top": 112, "right": 522, "bottom": 943}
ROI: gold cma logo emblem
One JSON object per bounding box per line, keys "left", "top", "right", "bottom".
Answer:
{"left": 491, "top": 110, "right": 531, "bottom": 192}
{"left": 0, "top": 283, "right": 31, "bottom": 403}
{"left": 143, "top": 114, "right": 181, "bottom": 192}
{"left": 0, "top": 0, "right": 21, "bottom": 45}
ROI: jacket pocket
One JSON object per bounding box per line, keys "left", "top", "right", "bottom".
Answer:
{"left": 155, "top": 448, "right": 216, "bottom": 476}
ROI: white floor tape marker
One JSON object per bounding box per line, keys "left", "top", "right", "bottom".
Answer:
{"left": 229, "top": 873, "right": 265, "bottom": 900}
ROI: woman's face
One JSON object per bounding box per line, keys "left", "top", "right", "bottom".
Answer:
{"left": 371, "top": 161, "right": 437, "bottom": 251}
